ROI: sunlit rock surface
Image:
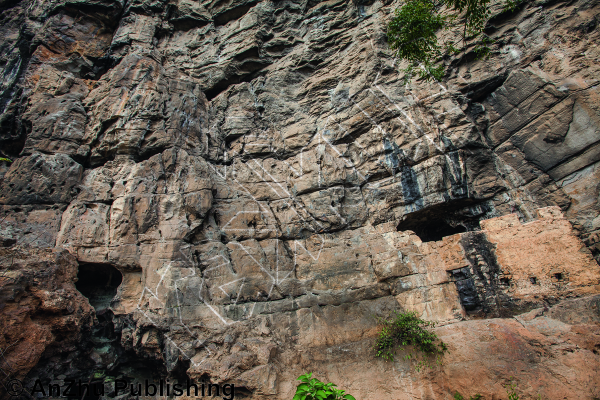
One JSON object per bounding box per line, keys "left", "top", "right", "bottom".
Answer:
{"left": 1, "top": 0, "right": 600, "bottom": 398}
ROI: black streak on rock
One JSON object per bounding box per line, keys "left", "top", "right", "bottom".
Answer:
{"left": 459, "top": 231, "right": 512, "bottom": 317}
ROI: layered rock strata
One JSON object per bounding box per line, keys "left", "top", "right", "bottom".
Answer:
{"left": 1, "top": 0, "right": 600, "bottom": 398}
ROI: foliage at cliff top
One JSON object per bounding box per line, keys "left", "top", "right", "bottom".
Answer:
{"left": 388, "top": 0, "right": 520, "bottom": 81}
{"left": 293, "top": 373, "right": 356, "bottom": 400}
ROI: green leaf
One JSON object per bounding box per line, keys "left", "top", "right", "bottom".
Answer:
{"left": 298, "top": 373, "right": 311, "bottom": 382}
{"left": 293, "top": 374, "right": 355, "bottom": 400}
{"left": 343, "top": 395, "right": 356, "bottom": 400}
{"left": 388, "top": 0, "right": 499, "bottom": 83}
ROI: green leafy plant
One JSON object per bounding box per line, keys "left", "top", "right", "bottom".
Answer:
{"left": 0, "top": 157, "right": 12, "bottom": 163}
{"left": 293, "top": 373, "right": 356, "bottom": 400}
{"left": 374, "top": 311, "right": 447, "bottom": 369}
{"left": 504, "top": 377, "right": 519, "bottom": 400}
{"left": 388, "top": 0, "right": 523, "bottom": 81}
{"left": 388, "top": 0, "right": 447, "bottom": 81}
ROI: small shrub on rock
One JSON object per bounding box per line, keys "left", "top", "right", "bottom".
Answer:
{"left": 374, "top": 310, "right": 447, "bottom": 369}
{"left": 293, "top": 373, "right": 356, "bottom": 400}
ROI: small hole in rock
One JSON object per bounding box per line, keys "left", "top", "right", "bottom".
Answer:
{"left": 553, "top": 272, "right": 563, "bottom": 281}
{"left": 529, "top": 277, "right": 537, "bottom": 285}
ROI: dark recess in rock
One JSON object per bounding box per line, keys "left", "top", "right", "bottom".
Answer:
{"left": 52, "top": 2, "right": 123, "bottom": 25}
{"left": 25, "top": 309, "right": 172, "bottom": 400}
{"left": 171, "top": 17, "right": 211, "bottom": 31}
{"left": 76, "top": 263, "right": 122, "bottom": 312}
{"left": 79, "top": 55, "right": 117, "bottom": 81}
{"left": 214, "top": 2, "right": 256, "bottom": 26}
{"left": 413, "top": 219, "right": 466, "bottom": 242}
{"left": 0, "top": 237, "right": 17, "bottom": 247}
{"left": 485, "top": 1, "right": 527, "bottom": 33}
{"left": 458, "top": 72, "right": 509, "bottom": 102}
{"left": 0, "top": 42, "right": 32, "bottom": 159}
{"left": 24, "top": 263, "right": 187, "bottom": 400}
{"left": 396, "top": 200, "right": 491, "bottom": 242}
{"left": 166, "top": 2, "right": 212, "bottom": 31}
{"left": 204, "top": 71, "right": 262, "bottom": 101}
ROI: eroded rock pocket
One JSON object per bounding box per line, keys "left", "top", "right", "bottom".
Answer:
{"left": 76, "top": 263, "right": 122, "bottom": 313}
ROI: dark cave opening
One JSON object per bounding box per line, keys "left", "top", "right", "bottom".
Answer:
{"left": 75, "top": 263, "right": 122, "bottom": 312}
{"left": 396, "top": 200, "right": 493, "bottom": 242}
{"left": 69, "top": 264, "right": 175, "bottom": 397}
{"left": 402, "top": 219, "right": 467, "bottom": 242}
{"left": 396, "top": 208, "right": 468, "bottom": 242}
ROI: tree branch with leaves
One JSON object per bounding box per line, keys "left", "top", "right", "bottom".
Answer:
{"left": 388, "top": 0, "right": 521, "bottom": 81}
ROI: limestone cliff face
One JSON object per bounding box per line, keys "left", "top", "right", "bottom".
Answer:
{"left": 1, "top": 0, "right": 600, "bottom": 398}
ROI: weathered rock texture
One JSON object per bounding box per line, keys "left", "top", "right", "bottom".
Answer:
{"left": 1, "top": 0, "right": 600, "bottom": 398}
{"left": 0, "top": 247, "right": 94, "bottom": 386}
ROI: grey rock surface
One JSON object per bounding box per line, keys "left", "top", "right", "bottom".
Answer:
{"left": 1, "top": 0, "right": 600, "bottom": 398}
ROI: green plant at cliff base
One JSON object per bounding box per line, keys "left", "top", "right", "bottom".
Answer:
{"left": 293, "top": 373, "right": 356, "bottom": 400}
{"left": 374, "top": 311, "right": 447, "bottom": 370}
{"left": 504, "top": 377, "right": 522, "bottom": 400}
{"left": 0, "top": 157, "right": 12, "bottom": 163}
{"left": 388, "top": 0, "right": 523, "bottom": 81}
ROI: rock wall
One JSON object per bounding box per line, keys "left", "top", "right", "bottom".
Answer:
{"left": 0, "top": 248, "right": 94, "bottom": 389}
{"left": 1, "top": 0, "right": 600, "bottom": 398}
